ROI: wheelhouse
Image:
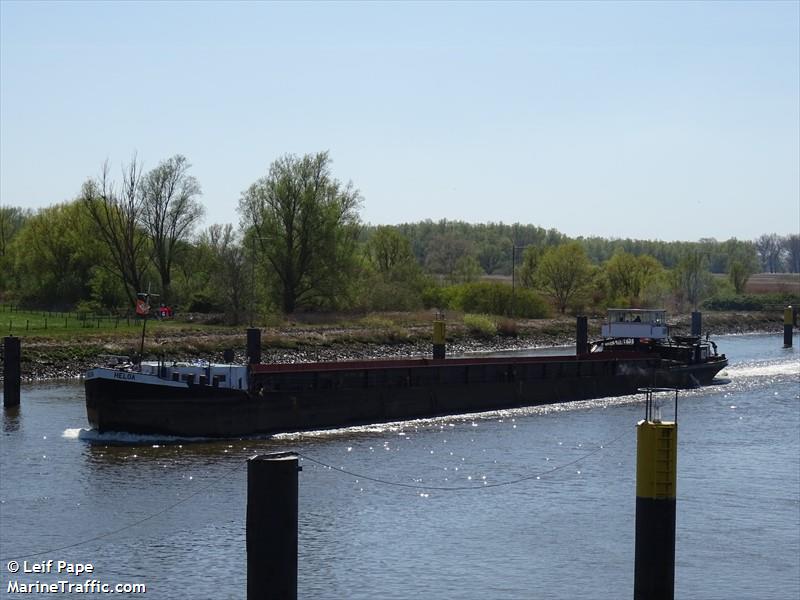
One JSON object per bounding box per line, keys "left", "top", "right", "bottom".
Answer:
{"left": 601, "top": 309, "right": 669, "bottom": 340}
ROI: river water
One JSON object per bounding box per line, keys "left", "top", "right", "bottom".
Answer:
{"left": 1, "top": 334, "right": 798, "bottom": 599}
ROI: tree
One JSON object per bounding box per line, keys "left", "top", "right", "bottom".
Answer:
{"left": 517, "top": 245, "right": 543, "bottom": 289}
{"left": 451, "top": 255, "right": 483, "bottom": 284}
{"left": 365, "top": 226, "right": 417, "bottom": 275}
{"left": 139, "top": 155, "right": 204, "bottom": 302}
{"left": 9, "top": 202, "right": 97, "bottom": 307}
{"left": 536, "top": 242, "right": 593, "bottom": 313}
{"left": 0, "top": 206, "right": 29, "bottom": 258}
{"left": 239, "top": 152, "right": 362, "bottom": 313}
{"left": 197, "top": 224, "right": 248, "bottom": 323}
{"left": 726, "top": 242, "right": 759, "bottom": 294}
{"left": 81, "top": 158, "right": 150, "bottom": 306}
{"left": 728, "top": 260, "right": 752, "bottom": 294}
{"left": 671, "top": 251, "right": 713, "bottom": 310}
{"left": 424, "top": 234, "right": 474, "bottom": 277}
{"left": 783, "top": 234, "right": 800, "bottom": 274}
{"left": 605, "top": 251, "right": 663, "bottom": 305}
{"left": 477, "top": 234, "right": 511, "bottom": 275}
{"left": 0, "top": 206, "right": 30, "bottom": 297}
{"left": 755, "top": 233, "right": 784, "bottom": 273}
{"left": 361, "top": 226, "right": 429, "bottom": 311}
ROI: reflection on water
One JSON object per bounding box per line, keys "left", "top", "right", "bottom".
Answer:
{"left": 2, "top": 405, "right": 20, "bottom": 432}
{"left": 0, "top": 334, "right": 798, "bottom": 600}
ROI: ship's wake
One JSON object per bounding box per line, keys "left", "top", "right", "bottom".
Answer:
{"left": 724, "top": 361, "right": 799, "bottom": 379}
{"left": 62, "top": 427, "right": 216, "bottom": 444}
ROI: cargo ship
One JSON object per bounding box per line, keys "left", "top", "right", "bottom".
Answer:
{"left": 84, "top": 310, "right": 727, "bottom": 437}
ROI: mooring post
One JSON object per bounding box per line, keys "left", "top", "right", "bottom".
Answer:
{"left": 247, "top": 452, "right": 300, "bottom": 600}
{"left": 690, "top": 311, "right": 702, "bottom": 337}
{"left": 634, "top": 388, "right": 678, "bottom": 600}
{"left": 3, "top": 336, "right": 21, "bottom": 408}
{"left": 783, "top": 306, "right": 793, "bottom": 348}
{"left": 432, "top": 314, "right": 446, "bottom": 360}
{"left": 246, "top": 327, "right": 262, "bottom": 365}
{"left": 576, "top": 316, "right": 589, "bottom": 356}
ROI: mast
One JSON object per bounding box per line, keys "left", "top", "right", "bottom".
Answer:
{"left": 135, "top": 284, "right": 159, "bottom": 363}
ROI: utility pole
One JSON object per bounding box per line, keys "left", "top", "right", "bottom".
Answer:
{"left": 510, "top": 244, "right": 529, "bottom": 318}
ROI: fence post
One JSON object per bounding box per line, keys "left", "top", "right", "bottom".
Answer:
{"left": 247, "top": 452, "right": 300, "bottom": 600}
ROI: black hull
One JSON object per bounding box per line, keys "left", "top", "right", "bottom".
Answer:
{"left": 85, "top": 355, "right": 728, "bottom": 437}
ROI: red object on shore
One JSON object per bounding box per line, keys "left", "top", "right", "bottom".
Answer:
{"left": 135, "top": 299, "right": 150, "bottom": 316}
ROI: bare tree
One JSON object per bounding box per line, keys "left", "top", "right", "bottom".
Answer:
{"left": 139, "top": 155, "right": 203, "bottom": 302}
{"left": 424, "top": 234, "right": 474, "bottom": 277}
{"left": 671, "top": 251, "right": 713, "bottom": 310}
{"left": 81, "top": 158, "right": 149, "bottom": 306}
{"left": 200, "top": 223, "right": 248, "bottom": 324}
{"left": 755, "top": 233, "right": 785, "bottom": 273}
{"left": 783, "top": 234, "right": 800, "bottom": 274}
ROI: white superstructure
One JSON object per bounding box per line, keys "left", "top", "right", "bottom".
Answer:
{"left": 601, "top": 309, "right": 669, "bottom": 339}
{"left": 85, "top": 361, "right": 249, "bottom": 390}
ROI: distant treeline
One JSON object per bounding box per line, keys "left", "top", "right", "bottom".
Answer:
{"left": 377, "top": 220, "right": 799, "bottom": 276}
{"left": 1, "top": 151, "right": 798, "bottom": 322}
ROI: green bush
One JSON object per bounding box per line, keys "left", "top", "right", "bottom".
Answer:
{"left": 702, "top": 292, "right": 800, "bottom": 311}
{"left": 74, "top": 299, "right": 102, "bottom": 321}
{"left": 496, "top": 317, "right": 518, "bottom": 337}
{"left": 457, "top": 282, "right": 508, "bottom": 314}
{"left": 423, "top": 281, "right": 550, "bottom": 318}
{"left": 362, "top": 279, "right": 424, "bottom": 311}
{"left": 421, "top": 284, "right": 459, "bottom": 310}
{"left": 463, "top": 313, "right": 495, "bottom": 338}
{"left": 188, "top": 292, "right": 225, "bottom": 313}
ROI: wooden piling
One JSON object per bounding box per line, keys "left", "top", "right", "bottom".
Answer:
{"left": 3, "top": 336, "right": 21, "bottom": 407}
{"left": 247, "top": 328, "right": 262, "bottom": 365}
{"left": 783, "top": 306, "right": 793, "bottom": 348}
{"left": 690, "top": 311, "right": 702, "bottom": 337}
{"left": 247, "top": 452, "right": 300, "bottom": 600}
{"left": 433, "top": 317, "right": 446, "bottom": 360}
{"left": 576, "top": 316, "right": 588, "bottom": 356}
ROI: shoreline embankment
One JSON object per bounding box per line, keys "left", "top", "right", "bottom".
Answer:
{"left": 4, "top": 311, "right": 788, "bottom": 381}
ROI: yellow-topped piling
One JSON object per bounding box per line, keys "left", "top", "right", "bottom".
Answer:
{"left": 634, "top": 389, "right": 678, "bottom": 600}
{"left": 636, "top": 421, "right": 677, "bottom": 500}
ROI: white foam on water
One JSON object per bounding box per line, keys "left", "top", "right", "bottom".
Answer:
{"left": 62, "top": 427, "right": 216, "bottom": 444}
{"left": 726, "top": 362, "right": 800, "bottom": 379}
{"left": 270, "top": 394, "right": 644, "bottom": 441}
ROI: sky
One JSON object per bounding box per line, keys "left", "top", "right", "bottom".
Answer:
{"left": 1, "top": 0, "right": 798, "bottom": 242}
